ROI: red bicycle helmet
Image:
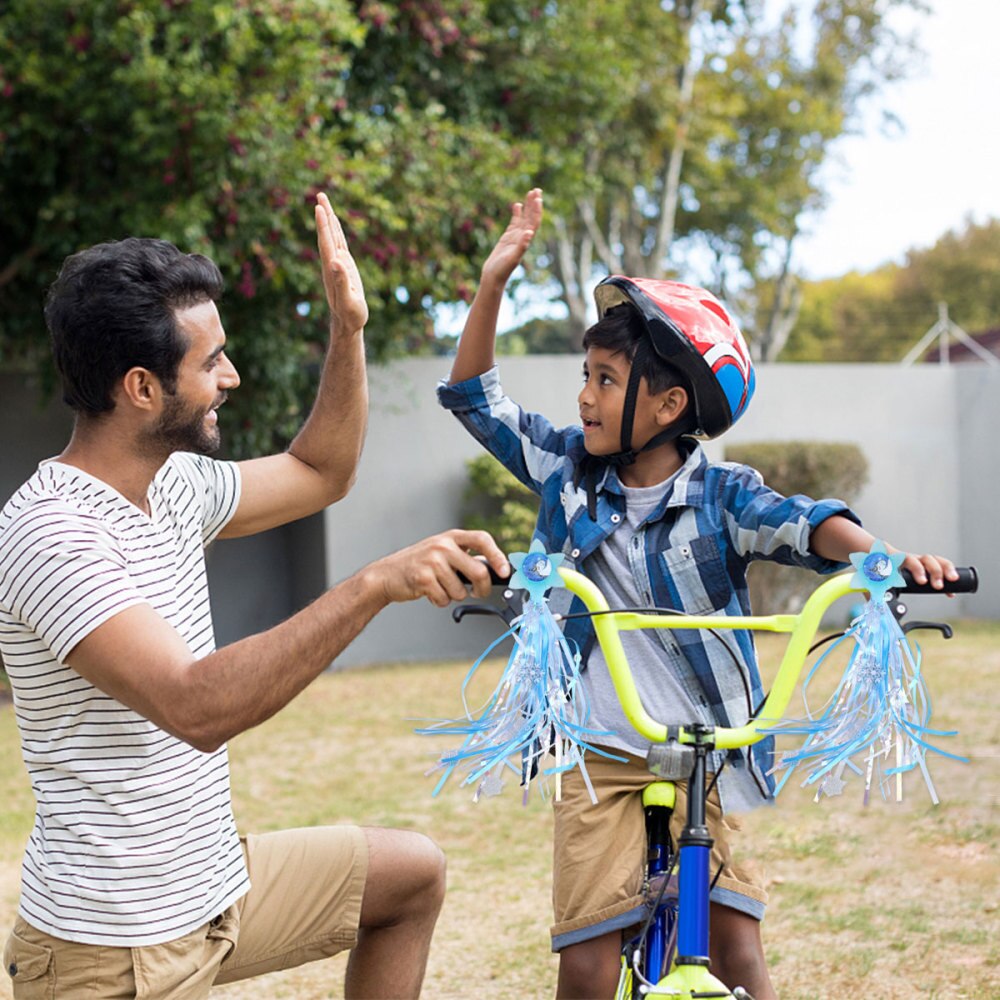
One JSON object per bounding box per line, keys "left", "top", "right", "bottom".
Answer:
{"left": 594, "top": 275, "right": 755, "bottom": 439}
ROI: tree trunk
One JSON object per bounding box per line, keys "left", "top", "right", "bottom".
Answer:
{"left": 651, "top": 0, "right": 702, "bottom": 272}
{"left": 756, "top": 238, "right": 803, "bottom": 362}
{"left": 549, "top": 216, "right": 593, "bottom": 341}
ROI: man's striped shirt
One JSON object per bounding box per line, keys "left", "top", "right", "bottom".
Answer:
{"left": 0, "top": 453, "right": 250, "bottom": 946}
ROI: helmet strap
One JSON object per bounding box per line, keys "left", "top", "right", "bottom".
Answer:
{"left": 616, "top": 339, "right": 649, "bottom": 459}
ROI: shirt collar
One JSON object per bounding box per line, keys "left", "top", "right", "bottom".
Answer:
{"left": 573, "top": 437, "right": 707, "bottom": 507}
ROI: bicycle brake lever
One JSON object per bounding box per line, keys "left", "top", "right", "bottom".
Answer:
{"left": 451, "top": 604, "right": 516, "bottom": 626}
{"left": 900, "top": 620, "right": 954, "bottom": 640}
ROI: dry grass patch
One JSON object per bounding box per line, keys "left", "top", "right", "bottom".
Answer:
{"left": 0, "top": 622, "right": 996, "bottom": 999}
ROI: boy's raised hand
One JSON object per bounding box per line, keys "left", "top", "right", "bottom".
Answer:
{"left": 447, "top": 187, "right": 542, "bottom": 384}
{"left": 481, "top": 188, "right": 543, "bottom": 288}
{"left": 315, "top": 191, "right": 369, "bottom": 334}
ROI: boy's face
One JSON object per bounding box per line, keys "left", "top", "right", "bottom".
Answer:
{"left": 578, "top": 346, "right": 668, "bottom": 456}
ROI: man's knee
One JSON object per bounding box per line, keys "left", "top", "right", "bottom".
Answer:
{"left": 406, "top": 832, "right": 447, "bottom": 905}
{"left": 361, "top": 828, "right": 446, "bottom": 925}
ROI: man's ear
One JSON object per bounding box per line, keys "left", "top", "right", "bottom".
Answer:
{"left": 118, "top": 367, "right": 161, "bottom": 413}
{"left": 655, "top": 385, "right": 689, "bottom": 427}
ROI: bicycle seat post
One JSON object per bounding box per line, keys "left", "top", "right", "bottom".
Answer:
{"left": 676, "top": 724, "right": 715, "bottom": 972}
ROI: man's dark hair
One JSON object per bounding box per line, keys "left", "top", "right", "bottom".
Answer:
{"left": 582, "top": 304, "right": 691, "bottom": 397}
{"left": 45, "top": 238, "right": 225, "bottom": 414}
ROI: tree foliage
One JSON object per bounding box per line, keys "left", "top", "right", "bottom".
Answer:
{"left": 0, "top": 0, "right": 935, "bottom": 456}
{"left": 782, "top": 218, "right": 1000, "bottom": 362}
{"left": 0, "top": 0, "right": 537, "bottom": 454}
{"left": 475, "top": 0, "right": 927, "bottom": 355}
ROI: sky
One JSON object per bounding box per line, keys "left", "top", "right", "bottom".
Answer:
{"left": 792, "top": 0, "right": 1000, "bottom": 279}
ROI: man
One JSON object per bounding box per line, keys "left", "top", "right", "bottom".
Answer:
{"left": 0, "top": 193, "right": 507, "bottom": 999}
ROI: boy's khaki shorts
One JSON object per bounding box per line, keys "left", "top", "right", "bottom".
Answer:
{"left": 551, "top": 751, "right": 768, "bottom": 952}
{"left": 3, "top": 825, "right": 368, "bottom": 1000}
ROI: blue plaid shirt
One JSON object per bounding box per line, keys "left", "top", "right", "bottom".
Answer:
{"left": 439, "top": 366, "right": 859, "bottom": 810}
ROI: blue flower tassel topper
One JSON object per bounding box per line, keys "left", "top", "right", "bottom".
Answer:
{"left": 766, "top": 541, "right": 966, "bottom": 805}
{"left": 417, "top": 541, "right": 615, "bottom": 804}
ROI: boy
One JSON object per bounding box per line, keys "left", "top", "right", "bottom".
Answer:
{"left": 437, "top": 189, "right": 957, "bottom": 999}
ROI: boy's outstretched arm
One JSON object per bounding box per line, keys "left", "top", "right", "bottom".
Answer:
{"left": 810, "top": 515, "right": 959, "bottom": 590}
{"left": 448, "top": 188, "right": 543, "bottom": 385}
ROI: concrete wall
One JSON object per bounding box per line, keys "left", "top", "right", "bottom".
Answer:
{"left": 324, "top": 358, "right": 997, "bottom": 666}
{"left": 955, "top": 365, "right": 1000, "bottom": 616}
{"left": 3, "top": 360, "right": 996, "bottom": 669}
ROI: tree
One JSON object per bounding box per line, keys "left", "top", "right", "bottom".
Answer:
{"left": 782, "top": 218, "right": 1000, "bottom": 362}
{"left": 464, "top": 0, "right": 926, "bottom": 350}
{"left": 1, "top": 0, "right": 933, "bottom": 454}
{"left": 0, "top": 0, "right": 536, "bottom": 454}
{"left": 895, "top": 218, "right": 1000, "bottom": 339}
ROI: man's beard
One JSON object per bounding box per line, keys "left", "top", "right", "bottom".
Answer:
{"left": 146, "top": 392, "right": 222, "bottom": 456}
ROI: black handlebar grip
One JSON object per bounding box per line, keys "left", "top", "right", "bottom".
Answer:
{"left": 456, "top": 563, "right": 512, "bottom": 587}
{"left": 897, "top": 566, "right": 978, "bottom": 595}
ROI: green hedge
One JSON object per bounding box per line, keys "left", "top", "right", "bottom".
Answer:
{"left": 461, "top": 453, "right": 538, "bottom": 553}
{"left": 724, "top": 440, "right": 870, "bottom": 614}
{"left": 723, "top": 441, "right": 869, "bottom": 504}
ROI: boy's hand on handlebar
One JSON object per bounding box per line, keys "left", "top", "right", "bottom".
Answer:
{"left": 480, "top": 188, "right": 543, "bottom": 289}
{"left": 898, "top": 551, "right": 959, "bottom": 592}
{"left": 366, "top": 530, "right": 509, "bottom": 608}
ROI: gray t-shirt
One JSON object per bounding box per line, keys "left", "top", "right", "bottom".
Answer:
{"left": 583, "top": 474, "right": 703, "bottom": 757}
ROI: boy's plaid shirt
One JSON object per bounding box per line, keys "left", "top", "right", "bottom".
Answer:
{"left": 439, "top": 367, "right": 859, "bottom": 810}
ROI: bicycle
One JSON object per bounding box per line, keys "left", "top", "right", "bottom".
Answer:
{"left": 452, "top": 558, "right": 977, "bottom": 999}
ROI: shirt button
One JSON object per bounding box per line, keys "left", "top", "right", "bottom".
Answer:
{"left": 610, "top": 514, "right": 621, "bottom": 524}
{"left": 570, "top": 548, "right": 580, "bottom": 558}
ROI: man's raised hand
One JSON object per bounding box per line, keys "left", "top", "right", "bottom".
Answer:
{"left": 315, "top": 192, "right": 369, "bottom": 334}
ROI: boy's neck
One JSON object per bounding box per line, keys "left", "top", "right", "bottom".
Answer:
{"left": 617, "top": 439, "right": 687, "bottom": 489}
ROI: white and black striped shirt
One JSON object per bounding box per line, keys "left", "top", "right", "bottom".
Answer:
{"left": 0, "top": 453, "right": 250, "bottom": 946}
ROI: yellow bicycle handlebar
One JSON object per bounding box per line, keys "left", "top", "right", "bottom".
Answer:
{"left": 557, "top": 567, "right": 858, "bottom": 749}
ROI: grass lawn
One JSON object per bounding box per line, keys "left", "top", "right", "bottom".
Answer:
{"left": 0, "top": 622, "right": 997, "bottom": 999}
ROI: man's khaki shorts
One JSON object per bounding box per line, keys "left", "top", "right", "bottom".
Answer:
{"left": 3, "top": 825, "right": 368, "bottom": 1000}
{"left": 551, "top": 752, "right": 768, "bottom": 951}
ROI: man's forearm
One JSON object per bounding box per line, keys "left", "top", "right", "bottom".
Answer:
{"left": 288, "top": 326, "right": 369, "bottom": 501}
{"left": 178, "top": 562, "right": 388, "bottom": 751}
{"left": 66, "top": 530, "right": 505, "bottom": 753}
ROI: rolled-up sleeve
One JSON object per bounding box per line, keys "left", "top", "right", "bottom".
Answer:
{"left": 437, "top": 367, "right": 574, "bottom": 496}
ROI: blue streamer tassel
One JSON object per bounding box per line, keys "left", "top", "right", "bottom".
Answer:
{"left": 765, "top": 596, "right": 966, "bottom": 805}
{"left": 417, "top": 543, "right": 619, "bottom": 803}
{"left": 418, "top": 597, "right": 619, "bottom": 803}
